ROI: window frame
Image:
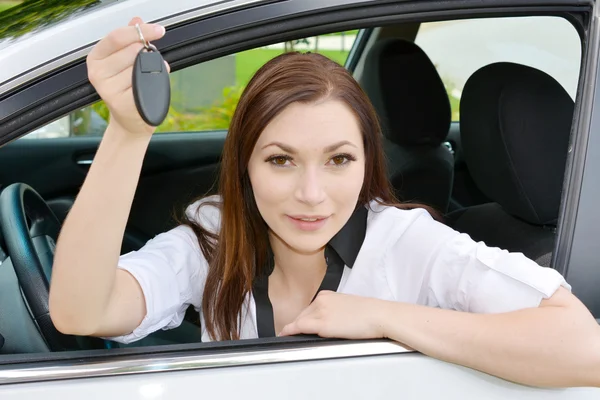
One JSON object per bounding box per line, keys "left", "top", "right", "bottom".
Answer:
{"left": 554, "top": 0, "right": 600, "bottom": 317}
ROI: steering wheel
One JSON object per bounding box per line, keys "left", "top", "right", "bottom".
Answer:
{"left": 0, "top": 183, "right": 104, "bottom": 351}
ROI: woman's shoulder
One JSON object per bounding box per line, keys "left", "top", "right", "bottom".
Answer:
{"left": 366, "top": 200, "right": 435, "bottom": 225}
{"left": 184, "top": 194, "right": 223, "bottom": 233}
{"left": 365, "top": 200, "right": 453, "bottom": 243}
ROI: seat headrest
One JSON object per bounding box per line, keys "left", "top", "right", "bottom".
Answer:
{"left": 460, "top": 62, "right": 574, "bottom": 225}
{"left": 362, "top": 39, "right": 451, "bottom": 146}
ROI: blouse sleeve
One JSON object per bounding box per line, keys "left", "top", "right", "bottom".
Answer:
{"left": 385, "top": 209, "right": 571, "bottom": 314}
{"left": 106, "top": 198, "right": 221, "bottom": 344}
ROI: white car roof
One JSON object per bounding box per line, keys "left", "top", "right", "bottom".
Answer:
{"left": 0, "top": 0, "right": 264, "bottom": 91}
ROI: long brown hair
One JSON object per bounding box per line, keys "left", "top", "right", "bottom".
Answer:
{"left": 181, "top": 52, "right": 435, "bottom": 341}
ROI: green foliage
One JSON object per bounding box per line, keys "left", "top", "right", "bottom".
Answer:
{"left": 0, "top": 0, "right": 99, "bottom": 39}
{"left": 91, "top": 101, "right": 109, "bottom": 122}
{"left": 434, "top": 62, "right": 461, "bottom": 121}
{"left": 84, "top": 85, "right": 244, "bottom": 133}
{"left": 321, "top": 30, "right": 359, "bottom": 36}
{"left": 448, "top": 94, "right": 461, "bottom": 121}
{"left": 156, "top": 85, "right": 244, "bottom": 132}
{"left": 442, "top": 78, "right": 461, "bottom": 121}
{"left": 0, "top": 2, "right": 20, "bottom": 13}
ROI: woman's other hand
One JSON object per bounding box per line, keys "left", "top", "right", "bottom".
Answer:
{"left": 278, "top": 291, "right": 387, "bottom": 339}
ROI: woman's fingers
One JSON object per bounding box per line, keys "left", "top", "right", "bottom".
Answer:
{"left": 280, "top": 316, "right": 320, "bottom": 337}
{"left": 100, "top": 65, "right": 135, "bottom": 99}
{"left": 93, "top": 42, "right": 144, "bottom": 81}
{"left": 87, "top": 18, "right": 169, "bottom": 94}
{"left": 279, "top": 301, "right": 321, "bottom": 336}
{"left": 128, "top": 16, "right": 143, "bottom": 27}
{"left": 89, "top": 23, "right": 165, "bottom": 61}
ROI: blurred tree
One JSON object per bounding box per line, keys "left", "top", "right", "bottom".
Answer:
{"left": 0, "top": 0, "right": 100, "bottom": 40}
{"left": 284, "top": 38, "right": 310, "bottom": 52}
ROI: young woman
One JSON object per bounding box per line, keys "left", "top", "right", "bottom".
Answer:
{"left": 49, "top": 18, "right": 600, "bottom": 388}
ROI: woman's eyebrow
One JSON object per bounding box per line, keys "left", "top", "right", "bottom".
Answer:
{"left": 262, "top": 142, "right": 296, "bottom": 154}
{"left": 261, "top": 140, "right": 357, "bottom": 154}
{"left": 324, "top": 140, "right": 357, "bottom": 153}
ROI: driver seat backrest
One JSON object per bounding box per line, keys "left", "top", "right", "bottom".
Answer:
{"left": 361, "top": 39, "right": 454, "bottom": 213}
{"left": 448, "top": 62, "right": 574, "bottom": 266}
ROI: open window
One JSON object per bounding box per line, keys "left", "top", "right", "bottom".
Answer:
{"left": 22, "top": 32, "right": 358, "bottom": 139}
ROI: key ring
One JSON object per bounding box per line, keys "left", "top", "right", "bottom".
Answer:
{"left": 135, "top": 23, "right": 151, "bottom": 50}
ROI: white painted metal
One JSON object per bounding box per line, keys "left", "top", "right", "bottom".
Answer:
{"left": 0, "top": 0, "right": 265, "bottom": 92}
{"left": 1, "top": 351, "right": 598, "bottom": 399}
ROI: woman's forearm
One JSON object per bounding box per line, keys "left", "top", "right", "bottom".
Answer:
{"left": 50, "top": 122, "right": 151, "bottom": 335}
{"left": 378, "top": 291, "right": 600, "bottom": 388}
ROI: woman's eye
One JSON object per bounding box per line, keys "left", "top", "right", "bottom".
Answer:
{"left": 273, "top": 157, "right": 287, "bottom": 165}
{"left": 328, "top": 154, "right": 354, "bottom": 166}
{"left": 268, "top": 155, "right": 292, "bottom": 167}
{"left": 331, "top": 155, "right": 347, "bottom": 165}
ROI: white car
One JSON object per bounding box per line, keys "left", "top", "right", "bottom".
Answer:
{"left": 0, "top": 0, "right": 599, "bottom": 398}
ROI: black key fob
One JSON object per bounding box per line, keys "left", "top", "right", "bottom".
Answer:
{"left": 132, "top": 44, "right": 170, "bottom": 127}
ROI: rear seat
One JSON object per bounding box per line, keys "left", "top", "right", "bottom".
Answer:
{"left": 361, "top": 38, "right": 454, "bottom": 213}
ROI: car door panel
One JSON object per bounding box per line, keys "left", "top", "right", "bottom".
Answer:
{"left": 0, "top": 132, "right": 226, "bottom": 249}
{"left": 1, "top": 350, "right": 599, "bottom": 398}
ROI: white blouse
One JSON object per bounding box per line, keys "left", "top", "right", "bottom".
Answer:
{"left": 109, "top": 195, "right": 570, "bottom": 344}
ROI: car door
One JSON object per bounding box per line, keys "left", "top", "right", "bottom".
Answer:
{"left": 0, "top": 0, "right": 599, "bottom": 398}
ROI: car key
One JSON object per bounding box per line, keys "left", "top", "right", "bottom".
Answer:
{"left": 132, "top": 25, "right": 170, "bottom": 127}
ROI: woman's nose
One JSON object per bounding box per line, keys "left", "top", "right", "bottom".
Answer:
{"left": 295, "top": 167, "right": 326, "bottom": 206}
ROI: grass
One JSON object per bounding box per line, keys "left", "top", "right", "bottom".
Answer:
{"left": 235, "top": 48, "right": 350, "bottom": 86}
{"left": 0, "top": 1, "right": 20, "bottom": 13}
{"left": 322, "top": 30, "right": 359, "bottom": 36}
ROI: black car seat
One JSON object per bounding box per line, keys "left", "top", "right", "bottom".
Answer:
{"left": 361, "top": 39, "right": 454, "bottom": 213}
{"left": 448, "top": 62, "right": 574, "bottom": 267}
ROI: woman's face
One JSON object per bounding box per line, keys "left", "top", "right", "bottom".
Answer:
{"left": 248, "top": 99, "right": 366, "bottom": 255}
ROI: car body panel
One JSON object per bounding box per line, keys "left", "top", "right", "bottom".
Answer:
{"left": 0, "top": 0, "right": 264, "bottom": 89}
{"left": 2, "top": 345, "right": 600, "bottom": 399}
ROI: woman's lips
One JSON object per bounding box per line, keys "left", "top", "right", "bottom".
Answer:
{"left": 286, "top": 215, "right": 330, "bottom": 231}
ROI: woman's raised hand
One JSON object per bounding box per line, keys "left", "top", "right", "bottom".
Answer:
{"left": 86, "top": 17, "right": 168, "bottom": 137}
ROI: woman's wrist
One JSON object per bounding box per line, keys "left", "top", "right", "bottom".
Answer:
{"left": 87, "top": 122, "right": 153, "bottom": 174}
{"left": 369, "top": 298, "right": 404, "bottom": 340}
{"left": 372, "top": 299, "right": 422, "bottom": 350}
{"left": 104, "top": 120, "right": 154, "bottom": 144}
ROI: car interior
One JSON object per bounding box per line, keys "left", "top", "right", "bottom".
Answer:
{"left": 0, "top": 16, "right": 580, "bottom": 355}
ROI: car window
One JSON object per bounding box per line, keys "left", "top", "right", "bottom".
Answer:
{"left": 22, "top": 31, "right": 358, "bottom": 139}
{"left": 414, "top": 16, "right": 581, "bottom": 121}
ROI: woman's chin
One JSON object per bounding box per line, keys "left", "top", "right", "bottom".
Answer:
{"left": 279, "top": 234, "right": 330, "bottom": 256}
{"left": 269, "top": 223, "right": 336, "bottom": 255}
